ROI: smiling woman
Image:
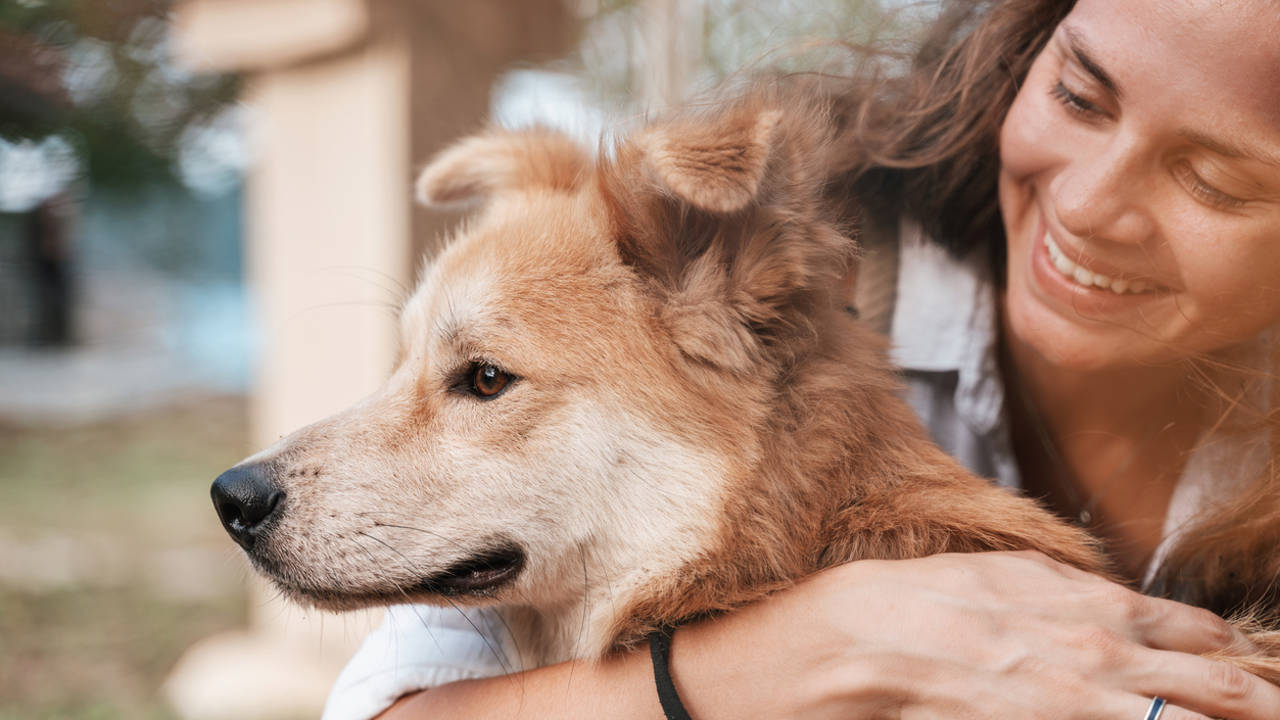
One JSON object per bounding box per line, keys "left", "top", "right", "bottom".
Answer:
{"left": 984, "top": 0, "right": 1280, "bottom": 593}
{"left": 861, "top": 0, "right": 1280, "bottom": 607}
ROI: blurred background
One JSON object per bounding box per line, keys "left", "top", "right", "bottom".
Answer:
{"left": 0, "top": 1, "right": 920, "bottom": 718}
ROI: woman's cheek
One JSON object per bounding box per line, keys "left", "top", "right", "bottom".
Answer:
{"left": 1189, "top": 231, "right": 1280, "bottom": 316}
{"left": 1163, "top": 211, "right": 1280, "bottom": 351}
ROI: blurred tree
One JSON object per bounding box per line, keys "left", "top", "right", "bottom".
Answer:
{"left": 569, "top": 0, "right": 896, "bottom": 108}
{"left": 0, "top": 0, "right": 239, "bottom": 192}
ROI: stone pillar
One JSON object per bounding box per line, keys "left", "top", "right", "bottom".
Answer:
{"left": 165, "top": 1, "right": 577, "bottom": 716}
{"left": 165, "top": 1, "right": 406, "bottom": 716}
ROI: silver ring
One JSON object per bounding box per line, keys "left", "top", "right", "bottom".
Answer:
{"left": 1143, "top": 696, "right": 1167, "bottom": 720}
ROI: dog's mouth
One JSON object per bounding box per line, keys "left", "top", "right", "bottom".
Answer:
{"left": 409, "top": 543, "right": 526, "bottom": 597}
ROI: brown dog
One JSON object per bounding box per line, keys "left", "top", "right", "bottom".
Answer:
{"left": 211, "top": 86, "right": 1278, "bottom": 680}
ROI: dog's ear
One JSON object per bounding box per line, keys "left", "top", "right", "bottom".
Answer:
{"left": 604, "top": 93, "right": 855, "bottom": 374}
{"left": 635, "top": 107, "right": 781, "bottom": 214}
{"left": 415, "top": 127, "right": 591, "bottom": 207}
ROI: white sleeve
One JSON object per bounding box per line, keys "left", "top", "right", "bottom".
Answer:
{"left": 321, "top": 604, "right": 515, "bottom": 720}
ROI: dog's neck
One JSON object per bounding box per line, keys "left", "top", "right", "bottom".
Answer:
{"left": 504, "top": 308, "right": 940, "bottom": 664}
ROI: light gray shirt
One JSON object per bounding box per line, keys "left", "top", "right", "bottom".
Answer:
{"left": 885, "top": 218, "right": 1021, "bottom": 491}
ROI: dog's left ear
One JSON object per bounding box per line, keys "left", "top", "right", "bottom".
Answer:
{"left": 635, "top": 107, "right": 781, "bottom": 214}
{"left": 605, "top": 93, "right": 855, "bottom": 374}
{"left": 415, "top": 127, "right": 591, "bottom": 207}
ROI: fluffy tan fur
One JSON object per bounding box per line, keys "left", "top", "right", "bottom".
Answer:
{"left": 224, "top": 84, "right": 1280, "bottom": 681}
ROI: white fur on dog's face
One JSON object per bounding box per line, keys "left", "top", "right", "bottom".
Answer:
{"left": 243, "top": 190, "right": 747, "bottom": 634}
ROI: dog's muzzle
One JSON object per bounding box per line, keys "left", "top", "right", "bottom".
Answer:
{"left": 211, "top": 462, "right": 284, "bottom": 551}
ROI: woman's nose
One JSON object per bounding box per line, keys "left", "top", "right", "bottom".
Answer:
{"left": 1051, "top": 132, "right": 1156, "bottom": 245}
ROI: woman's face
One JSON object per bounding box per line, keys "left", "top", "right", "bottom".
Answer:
{"left": 998, "top": 0, "right": 1280, "bottom": 371}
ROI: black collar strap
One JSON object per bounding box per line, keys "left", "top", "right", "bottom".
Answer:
{"left": 649, "top": 628, "right": 693, "bottom": 720}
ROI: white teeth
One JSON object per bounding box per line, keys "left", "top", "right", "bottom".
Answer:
{"left": 1042, "top": 233, "right": 1155, "bottom": 295}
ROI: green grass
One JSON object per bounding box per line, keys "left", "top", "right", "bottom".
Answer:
{"left": 0, "top": 396, "right": 251, "bottom": 719}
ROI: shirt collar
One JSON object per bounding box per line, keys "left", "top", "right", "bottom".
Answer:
{"left": 889, "top": 217, "right": 1006, "bottom": 436}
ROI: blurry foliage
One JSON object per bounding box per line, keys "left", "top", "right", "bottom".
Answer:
{"left": 0, "top": 0, "right": 239, "bottom": 192}
{"left": 574, "top": 0, "right": 904, "bottom": 106}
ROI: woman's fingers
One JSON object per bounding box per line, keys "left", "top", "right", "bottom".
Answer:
{"left": 1126, "top": 648, "right": 1280, "bottom": 720}
{"left": 809, "top": 556, "right": 1280, "bottom": 719}
{"left": 1132, "top": 595, "right": 1258, "bottom": 656}
{"left": 1010, "top": 553, "right": 1256, "bottom": 656}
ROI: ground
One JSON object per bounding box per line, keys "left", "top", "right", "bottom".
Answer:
{"left": 0, "top": 396, "right": 250, "bottom": 719}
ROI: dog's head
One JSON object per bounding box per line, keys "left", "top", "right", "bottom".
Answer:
{"left": 212, "top": 90, "right": 858, "bottom": 624}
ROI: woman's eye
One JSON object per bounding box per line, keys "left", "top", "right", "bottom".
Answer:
{"left": 1174, "top": 163, "right": 1248, "bottom": 211}
{"left": 1050, "top": 81, "right": 1105, "bottom": 119}
{"left": 470, "top": 363, "right": 513, "bottom": 398}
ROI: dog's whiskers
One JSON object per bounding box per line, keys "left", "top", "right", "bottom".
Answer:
{"left": 355, "top": 512, "right": 473, "bottom": 554}
{"left": 354, "top": 530, "right": 516, "bottom": 678}
{"left": 316, "top": 264, "right": 413, "bottom": 306}
{"left": 569, "top": 541, "right": 592, "bottom": 688}
{"left": 489, "top": 596, "right": 526, "bottom": 677}
{"left": 348, "top": 533, "right": 451, "bottom": 658}
{"left": 285, "top": 300, "right": 403, "bottom": 327}
{"left": 358, "top": 515, "right": 526, "bottom": 675}
{"left": 580, "top": 533, "right": 617, "bottom": 623}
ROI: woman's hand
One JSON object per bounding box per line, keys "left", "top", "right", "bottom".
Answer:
{"left": 672, "top": 551, "right": 1279, "bottom": 720}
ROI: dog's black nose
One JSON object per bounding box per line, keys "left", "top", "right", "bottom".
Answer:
{"left": 211, "top": 463, "right": 284, "bottom": 551}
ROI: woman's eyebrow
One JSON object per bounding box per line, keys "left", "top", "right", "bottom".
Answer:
{"left": 1061, "top": 25, "right": 1122, "bottom": 99}
{"left": 1177, "top": 128, "right": 1280, "bottom": 168}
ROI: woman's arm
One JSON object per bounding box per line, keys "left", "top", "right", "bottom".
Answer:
{"left": 375, "top": 552, "right": 1280, "bottom": 719}
{"left": 375, "top": 646, "right": 661, "bottom": 719}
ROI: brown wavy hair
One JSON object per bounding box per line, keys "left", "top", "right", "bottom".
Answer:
{"left": 835, "top": 0, "right": 1279, "bottom": 617}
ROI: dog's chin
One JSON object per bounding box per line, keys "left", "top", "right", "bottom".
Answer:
{"left": 259, "top": 543, "right": 528, "bottom": 611}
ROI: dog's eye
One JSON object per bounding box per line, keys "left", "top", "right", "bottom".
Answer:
{"left": 470, "top": 363, "right": 512, "bottom": 399}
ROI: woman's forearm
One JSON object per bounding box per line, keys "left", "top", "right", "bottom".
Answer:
{"left": 372, "top": 582, "right": 888, "bottom": 720}
{"left": 371, "top": 573, "right": 890, "bottom": 720}
{"left": 374, "top": 646, "right": 664, "bottom": 719}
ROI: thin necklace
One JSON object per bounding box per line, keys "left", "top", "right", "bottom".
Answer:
{"left": 1006, "top": 368, "right": 1174, "bottom": 530}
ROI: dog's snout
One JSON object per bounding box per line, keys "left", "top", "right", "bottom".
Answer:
{"left": 211, "top": 463, "right": 284, "bottom": 551}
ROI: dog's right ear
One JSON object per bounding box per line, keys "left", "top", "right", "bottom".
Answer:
{"left": 415, "top": 127, "right": 591, "bottom": 207}
{"left": 634, "top": 106, "right": 781, "bottom": 214}
{"left": 601, "top": 90, "right": 856, "bottom": 374}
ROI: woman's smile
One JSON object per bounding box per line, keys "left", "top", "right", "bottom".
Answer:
{"left": 1039, "top": 230, "right": 1163, "bottom": 296}
{"left": 1023, "top": 204, "right": 1177, "bottom": 321}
